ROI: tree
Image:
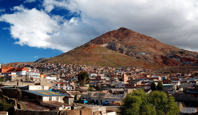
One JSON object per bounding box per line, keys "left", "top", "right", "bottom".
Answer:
{"left": 140, "top": 103, "right": 156, "bottom": 115}
{"left": 151, "top": 81, "right": 164, "bottom": 91}
{"left": 157, "top": 81, "right": 163, "bottom": 91}
{"left": 120, "top": 89, "right": 149, "bottom": 115}
{"left": 121, "top": 94, "right": 142, "bottom": 115}
{"left": 166, "top": 96, "right": 180, "bottom": 115}
{"left": 151, "top": 82, "right": 157, "bottom": 91}
{"left": 148, "top": 91, "right": 168, "bottom": 114}
{"left": 120, "top": 89, "right": 179, "bottom": 115}
{"left": 77, "top": 71, "right": 90, "bottom": 86}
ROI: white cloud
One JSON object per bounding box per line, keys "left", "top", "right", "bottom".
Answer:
{"left": 2, "top": 0, "right": 198, "bottom": 52}
{"left": 43, "top": 0, "right": 79, "bottom": 13}
{"left": 0, "top": 7, "right": 59, "bottom": 48}
{"left": 62, "top": 0, "right": 198, "bottom": 52}
{"left": 0, "top": 6, "right": 96, "bottom": 51}
{"left": 24, "top": 0, "right": 36, "bottom": 3}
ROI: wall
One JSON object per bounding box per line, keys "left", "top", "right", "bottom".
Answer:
{"left": 14, "top": 110, "right": 58, "bottom": 115}
{"left": 0, "top": 111, "right": 8, "bottom": 115}
{"left": 16, "top": 71, "right": 26, "bottom": 76}
{"left": 42, "top": 97, "right": 49, "bottom": 101}
{"left": 107, "top": 112, "right": 117, "bottom": 115}
{"left": 68, "top": 98, "right": 74, "bottom": 105}
{"left": 28, "top": 85, "right": 49, "bottom": 90}
{"left": 90, "top": 106, "right": 106, "bottom": 115}
{"left": 52, "top": 96, "right": 57, "bottom": 101}
{"left": 46, "top": 76, "right": 57, "bottom": 81}
{"left": 59, "top": 96, "right": 64, "bottom": 103}
{"left": 14, "top": 107, "right": 105, "bottom": 115}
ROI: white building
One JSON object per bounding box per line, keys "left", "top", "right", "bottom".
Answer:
{"left": 24, "top": 85, "right": 71, "bottom": 103}
{"left": 27, "top": 72, "right": 40, "bottom": 78}
{"left": 24, "top": 90, "right": 69, "bottom": 103}
{"left": 46, "top": 76, "right": 57, "bottom": 81}
{"left": 28, "top": 85, "right": 49, "bottom": 90}
{"left": 16, "top": 71, "right": 27, "bottom": 76}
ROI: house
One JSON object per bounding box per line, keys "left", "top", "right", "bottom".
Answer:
{"left": 46, "top": 76, "right": 57, "bottom": 81}
{"left": 16, "top": 67, "right": 29, "bottom": 76}
{"left": 0, "top": 111, "right": 8, "bottom": 115}
{"left": 81, "top": 91, "right": 125, "bottom": 105}
{"left": 23, "top": 90, "right": 69, "bottom": 103}
{"left": 150, "top": 75, "right": 162, "bottom": 81}
{"left": 28, "top": 85, "right": 49, "bottom": 90}
{"left": 171, "top": 80, "right": 181, "bottom": 86}
{"left": 24, "top": 85, "right": 73, "bottom": 104}
{"left": 180, "top": 107, "right": 197, "bottom": 114}
{"left": 67, "top": 91, "right": 81, "bottom": 101}
{"left": 27, "top": 72, "right": 40, "bottom": 78}
{"left": 89, "top": 73, "right": 97, "bottom": 77}
{"left": 163, "top": 84, "right": 176, "bottom": 92}
{"left": 0, "top": 66, "right": 15, "bottom": 73}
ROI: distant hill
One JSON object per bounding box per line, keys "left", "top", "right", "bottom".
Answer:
{"left": 5, "top": 62, "right": 33, "bottom": 67}
{"left": 43, "top": 27, "right": 198, "bottom": 68}
{"left": 34, "top": 58, "right": 48, "bottom": 63}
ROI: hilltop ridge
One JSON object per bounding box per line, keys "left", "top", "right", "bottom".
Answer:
{"left": 43, "top": 27, "right": 198, "bottom": 68}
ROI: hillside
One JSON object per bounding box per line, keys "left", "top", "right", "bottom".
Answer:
{"left": 43, "top": 27, "right": 198, "bottom": 67}
{"left": 47, "top": 44, "right": 149, "bottom": 67}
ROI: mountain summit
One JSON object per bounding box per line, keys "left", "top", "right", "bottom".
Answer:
{"left": 44, "top": 27, "right": 198, "bottom": 67}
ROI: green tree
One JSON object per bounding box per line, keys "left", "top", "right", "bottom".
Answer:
{"left": 166, "top": 96, "right": 180, "bottom": 115}
{"left": 157, "top": 81, "right": 163, "bottom": 91}
{"left": 77, "top": 71, "right": 90, "bottom": 86}
{"left": 151, "top": 81, "right": 164, "bottom": 91}
{"left": 148, "top": 91, "right": 168, "bottom": 114}
{"left": 140, "top": 103, "right": 156, "bottom": 115}
{"left": 121, "top": 94, "right": 142, "bottom": 115}
{"left": 120, "top": 89, "right": 148, "bottom": 115}
{"left": 120, "top": 90, "right": 179, "bottom": 115}
{"left": 151, "top": 82, "right": 157, "bottom": 91}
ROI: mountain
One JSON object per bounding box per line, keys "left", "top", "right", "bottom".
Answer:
{"left": 43, "top": 27, "right": 198, "bottom": 68}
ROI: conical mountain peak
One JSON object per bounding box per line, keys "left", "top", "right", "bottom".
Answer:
{"left": 45, "top": 27, "right": 198, "bottom": 67}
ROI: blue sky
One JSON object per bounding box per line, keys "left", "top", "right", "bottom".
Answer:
{"left": 0, "top": 22, "right": 62, "bottom": 63}
{"left": 0, "top": 0, "right": 78, "bottom": 63}
{"left": 1, "top": 0, "right": 198, "bottom": 63}
{"left": 0, "top": 0, "right": 63, "bottom": 63}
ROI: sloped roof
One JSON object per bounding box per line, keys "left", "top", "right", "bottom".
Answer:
{"left": 25, "top": 90, "right": 69, "bottom": 97}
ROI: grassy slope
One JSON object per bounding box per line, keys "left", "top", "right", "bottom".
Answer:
{"left": 47, "top": 45, "right": 150, "bottom": 67}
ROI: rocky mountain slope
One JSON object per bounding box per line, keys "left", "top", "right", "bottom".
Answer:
{"left": 43, "top": 27, "right": 198, "bottom": 67}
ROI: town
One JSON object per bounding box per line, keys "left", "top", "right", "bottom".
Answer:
{"left": 0, "top": 63, "right": 198, "bottom": 115}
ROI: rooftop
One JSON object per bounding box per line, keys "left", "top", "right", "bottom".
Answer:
{"left": 25, "top": 90, "right": 69, "bottom": 97}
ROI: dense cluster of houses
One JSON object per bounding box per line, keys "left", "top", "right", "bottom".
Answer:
{"left": 1, "top": 63, "right": 198, "bottom": 114}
